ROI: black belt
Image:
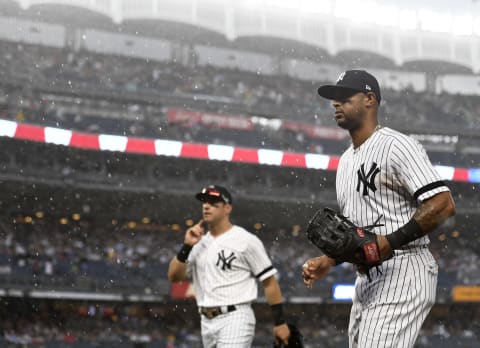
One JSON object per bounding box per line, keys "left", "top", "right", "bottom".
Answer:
{"left": 199, "top": 305, "right": 236, "bottom": 319}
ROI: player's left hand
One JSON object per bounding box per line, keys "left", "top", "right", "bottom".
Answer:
{"left": 273, "top": 322, "right": 290, "bottom": 346}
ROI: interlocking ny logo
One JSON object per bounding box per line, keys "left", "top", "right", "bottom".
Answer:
{"left": 357, "top": 162, "right": 380, "bottom": 196}
{"left": 216, "top": 250, "right": 236, "bottom": 271}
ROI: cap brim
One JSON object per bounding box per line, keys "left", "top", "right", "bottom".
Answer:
{"left": 195, "top": 192, "right": 224, "bottom": 203}
{"left": 195, "top": 193, "right": 209, "bottom": 201}
{"left": 317, "top": 85, "right": 361, "bottom": 100}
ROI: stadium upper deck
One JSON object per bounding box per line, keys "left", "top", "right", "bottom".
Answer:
{"left": 1, "top": 0, "right": 480, "bottom": 75}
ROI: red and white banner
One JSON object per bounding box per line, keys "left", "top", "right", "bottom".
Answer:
{"left": 0, "top": 119, "right": 475, "bottom": 183}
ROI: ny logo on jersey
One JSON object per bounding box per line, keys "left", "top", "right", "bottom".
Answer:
{"left": 357, "top": 162, "right": 380, "bottom": 196}
{"left": 216, "top": 250, "right": 236, "bottom": 271}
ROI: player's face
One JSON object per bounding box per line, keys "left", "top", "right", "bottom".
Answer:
{"left": 331, "top": 92, "right": 367, "bottom": 131}
{"left": 202, "top": 199, "right": 231, "bottom": 225}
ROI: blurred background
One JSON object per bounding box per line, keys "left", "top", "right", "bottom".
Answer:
{"left": 0, "top": 0, "right": 479, "bottom": 347}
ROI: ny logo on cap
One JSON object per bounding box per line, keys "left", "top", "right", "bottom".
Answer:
{"left": 336, "top": 72, "right": 346, "bottom": 83}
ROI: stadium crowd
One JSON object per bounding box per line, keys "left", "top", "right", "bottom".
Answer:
{"left": 1, "top": 40, "right": 480, "bottom": 167}
{"left": 1, "top": 24, "right": 480, "bottom": 348}
{"left": 1, "top": 220, "right": 478, "bottom": 297}
{"left": 1, "top": 305, "right": 477, "bottom": 348}
{"left": 2, "top": 39, "right": 479, "bottom": 131}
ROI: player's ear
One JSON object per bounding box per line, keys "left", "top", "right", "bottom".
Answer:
{"left": 224, "top": 203, "right": 233, "bottom": 214}
{"left": 364, "top": 92, "right": 377, "bottom": 107}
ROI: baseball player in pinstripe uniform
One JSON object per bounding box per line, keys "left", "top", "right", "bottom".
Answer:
{"left": 168, "top": 185, "right": 291, "bottom": 347}
{"left": 302, "top": 70, "right": 456, "bottom": 348}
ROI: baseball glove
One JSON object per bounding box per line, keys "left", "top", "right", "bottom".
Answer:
{"left": 274, "top": 323, "right": 304, "bottom": 348}
{"left": 306, "top": 207, "right": 390, "bottom": 275}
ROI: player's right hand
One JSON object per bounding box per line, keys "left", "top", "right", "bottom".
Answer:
{"left": 184, "top": 219, "right": 205, "bottom": 246}
{"left": 302, "top": 255, "right": 335, "bottom": 288}
{"left": 273, "top": 322, "right": 290, "bottom": 346}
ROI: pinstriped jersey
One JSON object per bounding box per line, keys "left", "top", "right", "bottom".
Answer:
{"left": 336, "top": 127, "right": 450, "bottom": 247}
{"left": 186, "top": 225, "right": 277, "bottom": 307}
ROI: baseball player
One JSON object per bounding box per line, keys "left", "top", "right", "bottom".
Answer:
{"left": 167, "top": 185, "right": 290, "bottom": 347}
{"left": 302, "top": 70, "right": 456, "bottom": 348}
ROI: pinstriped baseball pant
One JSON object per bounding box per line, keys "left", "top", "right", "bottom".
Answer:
{"left": 201, "top": 304, "right": 255, "bottom": 348}
{"left": 349, "top": 247, "right": 438, "bottom": 348}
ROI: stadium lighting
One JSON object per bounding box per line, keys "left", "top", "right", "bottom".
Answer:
{"left": 372, "top": 5, "right": 398, "bottom": 27}
{"left": 474, "top": 17, "right": 480, "bottom": 35}
{"left": 333, "top": 0, "right": 398, "bottom": 26}
{"left": 399, "top": 9, "right": 417, "bottom": 30}
{"left": 242, "top": 0, "right": 264, "bottom": 10}
{"left": 332, "top": 284, "right": 355, "bottom": 301}
{"left": 234, "top": 0, "right": 477, "bottom": 36}
{"left": 351, "top": 1, "right": 378, "bottom": 24}
{"left": 292, "top": 225, "right": 301, "bottom": 237}
{"left": 333, "top": 0, "right": 356, "bottom": 20}
{"left": 299, "top": 0, "right": 332, "bottom": 14}
{"left": 452, "top": 15, "right": 473, "bottom": 36}
{"left": 266, "top": 0, "right": 299, "bottom": 10}
{"left": 418, "top": 9, "right": 452, "bottom": 33}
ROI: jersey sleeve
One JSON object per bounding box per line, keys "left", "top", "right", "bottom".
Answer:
{"left": 185, "top": 244, "right": 198, "bottom": 279}
{"left": 185, "top": 261, "right": 193, "bottom": 278}
{"left": 245, "top": 235, "right": 277, "bottom": 281}
{"left": 391, "top": 135, "right": 450, "bottom": 202}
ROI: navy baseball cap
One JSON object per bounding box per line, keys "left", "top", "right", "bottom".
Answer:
{"left": 317, "top": 70, "right": 381, "bottom": 104}
{"left": 195, "top": 185, "right": 233, "bottom": 204}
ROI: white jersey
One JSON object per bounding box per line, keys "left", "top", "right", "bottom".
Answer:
{"left": 186, "top": 225, "right": 277, "bottom": 307}
{"left": 336, "top": 127, "right": 448, "bottom": 348}
{"left": 336, "top": 127, "right": 449, "bottom": 247}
